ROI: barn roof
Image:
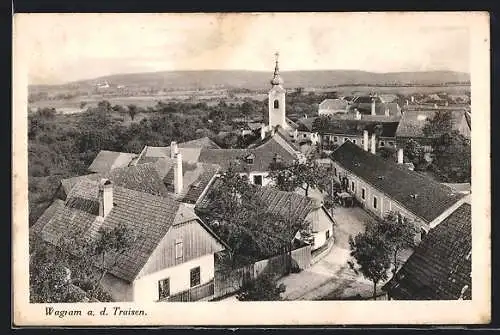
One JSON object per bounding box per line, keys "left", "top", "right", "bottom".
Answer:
{"left": 383, "top": 203, "right": 471, "bottom": 300}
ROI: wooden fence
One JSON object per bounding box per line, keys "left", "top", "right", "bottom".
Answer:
{"left": 165, "top": 279, "right": 214, "bottom": 302}
{"left": 213, "top": 244, "right": 312, "bottom": 300}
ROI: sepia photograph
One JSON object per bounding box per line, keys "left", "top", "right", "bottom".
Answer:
{"left": 12, "top": 12, "right": 490, "bottom": 326}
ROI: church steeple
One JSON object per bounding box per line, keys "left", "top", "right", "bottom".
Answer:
{"left": 270, "top": 52, "right": 284, "bottom": 86}
{"left": 268, "top": 52, "right": 287, "bottom": 130}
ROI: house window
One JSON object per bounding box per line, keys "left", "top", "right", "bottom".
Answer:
{"left": 303, "top": 134, "right": 307, "bottom": 138}
{"left": 253, "top": 175, "right": 263, "bottom": 186}
{"left": 344, "top": 137, "right": 349, "bottom": 142}
{"left": 175, "top": 239, "right": 183, "bottom": 261}
{"left": 352, "top": 139, "right": 357, "bottom": 145}
{"left": 388, "top": 141, "right": 394, "bottom": 146}
{"left": 373, "top": 196, "right": 378, "bottom": 209}
{"left": 326, "top": 230, "right": 330, "bottom": 240}
{"left": 190, "top": 266, "right": 201, "bottom": 288}
{"left": 273, "top": 99, "right": 279, "bottom": 109}
{"left": 333, "top": 136, "right": 338, "bottom": 142}
{"left": 334, "top": 167, "right": 337, "bottom": 177}
{"left": 158, "top": 278, "right": 170, "bottom": 300}
{"left": 380, "top": 141, "right": 385, "bottom": 147}
{"left": 361, "top": 188, "right": 366, "bottom": 200}
{"left": 351, "top": 181, "right": 355, "bottom": 191}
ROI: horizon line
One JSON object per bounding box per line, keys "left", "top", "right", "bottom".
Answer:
{"left": 30, "top": 68, "right": 472, "bottom": 87}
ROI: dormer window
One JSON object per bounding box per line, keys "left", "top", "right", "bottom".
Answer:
{"left": 245, "top": 153, "right": 255, "bottom": 164}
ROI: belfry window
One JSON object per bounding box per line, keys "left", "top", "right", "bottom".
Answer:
{"left": 274, "top": 99, "right": 279, "bottom": 109}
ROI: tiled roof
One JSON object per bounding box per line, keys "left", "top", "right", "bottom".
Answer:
{"left": 30, "top": 199, "right": 65, "bottom": 236}
{"left": 331, "top": 141, "right": 465, "bottom": 223}
{"left": 60, "top": 164, "right": 169, "bottom": 198}
{"left": 319, "top": 99, "right": 349, "bottom": 111}
{"left": 88, "top": 150, "right": 138, "bottom": 174}
{"left": 162, "top": 160, "right": 221, "bottom": 204}
{"left": 198, "top": 133, "right": 300, "bottom": 173}
{"left": 312, "top": 118, "right": 399, "bottom": 138}
{"left": 395, "top": 109, "right": 466, "bottom": 138}
{"left": 378, "top": 94, "right": 398, "bottom": 103}
{"left": 348, "top": 102, "right": 401, "bottom": 117}
{"left": 32, "top": 180, "right": 183, "bottom": 283}
{"left": 144, "top": 146, "right": 202, "bottom": 163}
{"left": 383, "top": 203, "right": 471, "bottom": 300}
{"left": 178, "top": 137, "right": 221, "bottom": 149}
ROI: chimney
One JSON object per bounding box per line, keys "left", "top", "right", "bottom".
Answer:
{"left": 363, "top": 130, "right": 369, "bottom": 151}
{"left": 397, "top": 148, "right": 404, "bottom": 164}
{"left": 355, "top": 109, "right": 361, "bottom": 120}
{"left": 371, "top": 133, "right": 376, "bottom": 154}
{"left": 371, "top": 99, "right": 376, "bottom": 115}
{"left": 411, "top": 95, "right": 415, "bottom": 103}
{"left": 170, "top": 141, "right": 178, "bottom": 159}
{"left": 174, "top": 153, "right": 183, "bottom": 195}
{"left": 434, "top": 103, "right": 438, "bottom": 109}
{"left": 260, "top": 125, "right": 266, "bottom": 140}
{"left": 99, "top": 178, "right": 113, "bottom": 218}
{"left": 405, "top": 99, "right": 409, "bottom": 106}
{"left": 293, "top": 128, "right": 298, "bottom": 141}
{"left": 385, "top": 107, "right": 390, "bottom": 117}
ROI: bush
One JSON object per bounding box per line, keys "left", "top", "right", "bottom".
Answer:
{"left": 236, "top": 273, "right": 286, "bottom": 301}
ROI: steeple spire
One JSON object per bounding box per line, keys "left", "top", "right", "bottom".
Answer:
{"left": 270, "top": 51, "right": 284, "bottom": 86}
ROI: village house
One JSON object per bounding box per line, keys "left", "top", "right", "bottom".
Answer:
{"left": 31, "top": 179, "right": 228, "bottom": 303}
{"left": 383, "top": 203, "right": 471, "bottom": 300}
{"left": 299, "top": 117, "right": 400, "bottom": 151}
{"left": 395, "top": 109, "right": 471, "bottom": 151}
{"left": 318, "top": 98, "right": 350, "bottom": 116}
{"left": 195, "top": 177, "right": 335, "bottom": 252}
{"left": 329, "top": 140, "right": 467, "bottom": 238}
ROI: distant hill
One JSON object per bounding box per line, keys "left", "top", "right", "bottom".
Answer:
{"left": 29, "top": 70, "right": 470, "bottom": 92}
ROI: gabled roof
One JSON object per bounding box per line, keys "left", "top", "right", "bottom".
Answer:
{"left": 143, "top": 146, "right": 202, "bottom": 163}
{"left": 139, "top": 137, "right": 221, "bottom": 163}
{"left": 396, "top": 109, "right": 467, "bottom": 138}
{"left": 383, "top": 203, "right": 471, "bottom": 300}
{"left": 198, "top": 133, "right": 300, "bottom": 173}
{"left": 312, "top": 118, "right": 399, "bottom": 138}
{"left": 88, "top": 150, "right": 138, "bottom": 174}
{"left": 331, "top": 141, "right": 465, "bottom": 223}
{"left": 319, "top": 99, "right": 349, "bottom": 110}
{"left": 60, "top": 163, "right": 169, "bottom": 198}
{"left": 32, "top": 180, "right": 183, "bottom": 283}
{"left": 348, "top": 101, "right": 401, "bottom": 117}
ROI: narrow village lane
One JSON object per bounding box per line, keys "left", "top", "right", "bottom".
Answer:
{"left": 279, "top": 206, "right": 381, "bottom": 300}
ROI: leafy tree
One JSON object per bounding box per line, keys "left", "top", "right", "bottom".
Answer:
{"left": 431, "top": 131, "right": 471, "bottom": 182}
{"left": 269, "top": 161, "right": 327, "bottom": 197}
{"left": 348, "top": 232, "right": 391, "bottom": 299}
{"left": 422, "top": 110, "right": 453, "bottom": 138}
{"left": 199, "top": 169, "right": 309, "bottom": 264}
{"left": 403, "top": 139, "right": 427, "bottom": 170}
{"left": 91, "top": 223, "right": 135, "bottom": 288}
{"left": 368, "top": 211, "right": 419, "bottom": 279}
{"left": 236, "top": 273, "right": 286, "bottom": 301}
{"left": 127, "top": 104, "right": 138, "bottom": 121}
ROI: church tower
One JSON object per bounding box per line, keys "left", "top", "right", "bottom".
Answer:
{"left": 268, "top": 52, "right": 287, "bottom": 130}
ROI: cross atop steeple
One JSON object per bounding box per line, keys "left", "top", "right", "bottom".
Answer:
{"left": 270, "top": 51, "right": 283, "bottom": 86}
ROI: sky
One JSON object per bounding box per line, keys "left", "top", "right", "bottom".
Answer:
{"left": 15, "top": 13, "right": 472, "bottom": 85}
